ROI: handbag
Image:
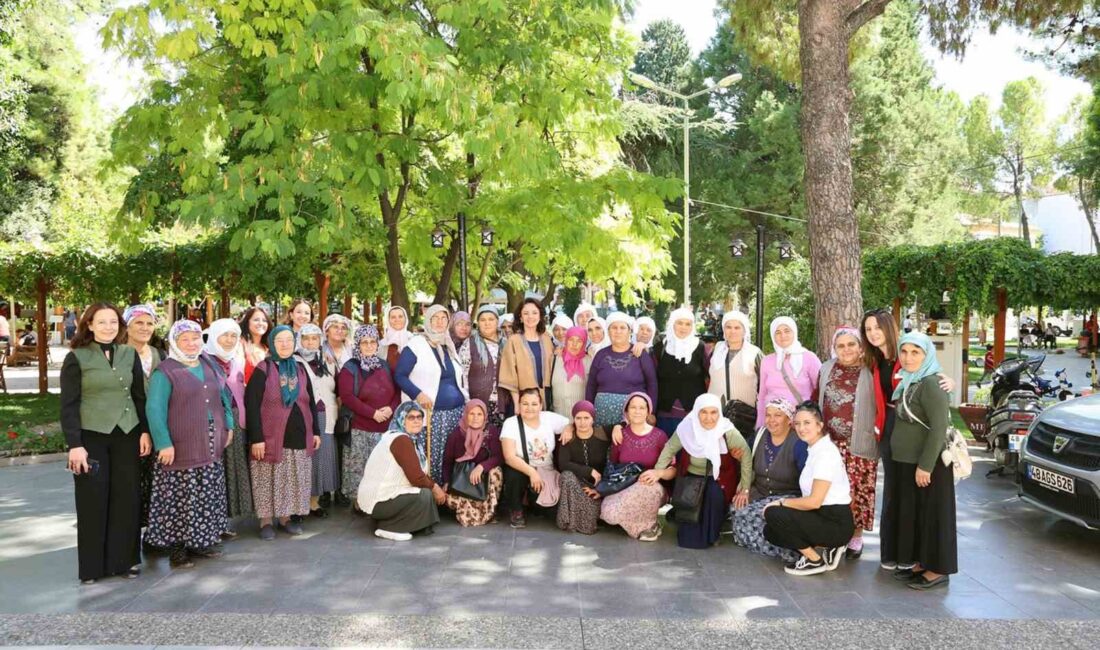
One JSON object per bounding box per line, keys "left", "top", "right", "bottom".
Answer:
{"left": 670, "top": 460, "right": 711, "bottom": 524}
{"left": 333, "top": 364, "right": 360, "bottom": 447}
{"left": 449, "top": 460, "right": 489, "bottom": 501}
{"left": 595, "top": 461, "right": 643, "bottom": 497}
{"left": 902, "top": 386, "right": 972, "bottom": 483}
{"left": 721, "top": 349, "right": 758, "bottom": 447}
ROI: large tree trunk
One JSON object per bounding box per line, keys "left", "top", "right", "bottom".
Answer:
{"left": 1013, "top": 164, "right": 1031, "bottom": 246}
{"left": 799, "top": 0, "right": 869, "bottom": 354}
{"left": 433, "top": 238, "right": 461, "bottom": 307}
{"left": 1079, "top": 177, "right": 1100, "bottom": 254}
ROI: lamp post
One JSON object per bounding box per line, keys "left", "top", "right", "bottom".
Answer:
{"left": 728, "top": 225, "right": 794, "bottom": 348}
{"left": 628, "top": 71, "right": 742, "bottom": 310}
{"left": 431, "top": 218, "right": 495, "bottom": 310}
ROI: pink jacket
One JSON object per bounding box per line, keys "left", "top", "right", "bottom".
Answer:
{"left": 755, "top": 351, "right": 823, "bottom": 428}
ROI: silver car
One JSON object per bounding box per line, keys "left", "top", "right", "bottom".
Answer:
{"left": 1018, "top": 393, "right": 1100, "bottom": 530}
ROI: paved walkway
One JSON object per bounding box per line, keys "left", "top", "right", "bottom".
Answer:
{"left": 2, "top": 446, "right": 1100, "bottom": 647}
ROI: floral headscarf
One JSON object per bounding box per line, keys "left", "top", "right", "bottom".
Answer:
{"left": 123, "top": 304, "right": 158, "bottom": 326}
{"left": 352, "top": 324, "right": 385, "bottom": 374}
{"left": 167, "top": 319, "right": 203, "bottom": 367}
{"left": 295, "top": 323, "right": 327, "bottom": 376}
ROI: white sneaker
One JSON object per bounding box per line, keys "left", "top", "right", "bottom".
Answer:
{"left": 880, "top": 561, "right": 897, "bottom": 571}
{"left": 374, "top": 529, "right": 412, "bottom": 542}
{"left": 784, "top": 555, "right": 829, "bottom": 576}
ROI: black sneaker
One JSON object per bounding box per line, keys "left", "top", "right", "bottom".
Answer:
{"left": 334, "top": 492, "right": 351, "bottom": 507}
{"left": 823, "top": 546, "right": 844, "bottom": 571}
{"left": 510, "top": 511, "right": 527, "bottom": 529}
{"left": 318, "top": 492, "right": 332, "bottom": 508}
{"left": 169, "top": 548, "right": 195, "bottom": 569}
{"left": 784, "top": 554, "right": 828, "bottom": 576}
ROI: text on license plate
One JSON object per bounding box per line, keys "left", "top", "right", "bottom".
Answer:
{"left": 1008, "top": 434, "right": 1025, "bottom": 451}
{"left": 1028, "top": 465, "right": 1075, "bottom": 494}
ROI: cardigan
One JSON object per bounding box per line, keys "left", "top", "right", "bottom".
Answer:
{"left": 585, "top": 347, "right": 658, "bottom": 406}
{"left": 817, "top": 359, "right": 879, "bottom": 460}
{"left": 655, "top": 429, "right": 753, "bottom": 493}
{"left": 549, "top": 350, "right": 591, "bottom": 419}
{"left": 498, "top": 332, "right": 554, "bottom": 398}
{"left": 755, "top": 351, "right": 822, "bottom": 428}
{"left": 440, "top": 425, "right": 503, "bottom": 485}
{"left": 891, "top": 375, "right": 950, "bottom": 472}
{"left": 337, "top": 361, "right": 400, "bottom": 432}
{"left": 652, "top": 339, "right": 709, "bottom": 414}
{"left": 146, "top": 359, "right": 234, "bottom": 471}
{"left": 557, "top": 433, "right": 610, "bottom": 485}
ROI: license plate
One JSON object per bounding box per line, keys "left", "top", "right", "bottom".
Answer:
{"left": 1027, "top": 465, "right": 1076, "bottom": 494}
{"left": 1009, "top": 434, "right": 1025, "bottom": 451}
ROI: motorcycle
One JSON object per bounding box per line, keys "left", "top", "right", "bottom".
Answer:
{"left": 986, "top": 355, "right": 1045, "bottom": 478}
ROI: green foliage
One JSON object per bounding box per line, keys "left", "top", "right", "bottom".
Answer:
{"left": 632, "top": 19, "right": 692, "bottom": 93}
{"left": 762, "top": 256, "right": 815, "bottom": 354}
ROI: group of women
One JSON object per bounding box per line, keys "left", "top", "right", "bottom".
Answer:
{"left": 62, "top": 298, "right": 958, "bottom": 591}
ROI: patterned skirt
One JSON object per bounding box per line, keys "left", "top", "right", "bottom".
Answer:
{"left": 343, "top": 429, "right": 384, "bottom": 500}
{"left": 140, "top": 454, "right": 155, "bottom": 528}
{"left": 731, "top": 495, "right": 799, "bottom": 563}
{"left": 593, "top": 392, "right": 630, "bottom": 429}
{"left": 311, "top": 433, "right": 339, "bottom": 496}
{"left": 250, "top": 449, "right": 311, "bottom": 519}
{"left": 600, "top": 481, "right": 666, "bottom": 538}
{"left": 444, "top": 466, "right": 503, "bottom": 527}
{"left": 556, "top": 471, "right": 601, "bottom": 534}
{"left": 428, "top": 406, "right": 464, "bottom": 485}
{"left": 223, "top": 428, "right": 253, "bottom": 519}
{"left": 145, "top": 422, "right": 228, "bottom": 550}
{"left": 836, "top": 438, "right": 878, "bottom": 531}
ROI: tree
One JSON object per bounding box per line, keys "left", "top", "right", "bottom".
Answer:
{"left": 1055, "top": 83, "right": 1100, "bottom": 252}
{"left": 632, "top": 19, "right": 692, "bottom": 92}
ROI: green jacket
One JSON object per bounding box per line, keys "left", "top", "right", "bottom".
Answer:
{"left": 71, "top": 345, "right": 141, "bottom": 435}
{"left": 890, "top": 374, "right": 949, "bottom": 472}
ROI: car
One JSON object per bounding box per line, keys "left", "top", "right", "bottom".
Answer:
{"left": 1018, "top": 394, "right": 1100, "bottom": 530}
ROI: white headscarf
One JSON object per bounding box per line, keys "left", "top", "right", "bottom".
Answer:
{"left": 379, "top": 306, "right": 412, "bottom": 351}
{"left": 675, "top": 393, "right": 734, "bottom": 479}
{"left": 587, "top": 315, "right": 610, "bottom": 352}
{"left": 203, "top": 318, "right": 242, "bottom": 363}
{"left": 551, "top": 314, "right": 574, "bottom": 346}
{"left": 422, "top": 304, "right": 459, "bottom": 360}
{"left": 770, "top": 316, "right": 806, "bottom": 375}
{"left": 604, "top": 312, "right": 634, "bottom": 351}
{"left": 633, "top": 316, "right": 657, "bottom": 348}
{"left": 168, "top": 320, "right": 203, "bottom": 367}
{"left": 573, "top": 303, "right": 597, "bottom": 328}
{"left": 663, "top": 307, "right": 699, "bottom": 364}
{"left": 711, "top": 311, "right": 762, "bottom": 376}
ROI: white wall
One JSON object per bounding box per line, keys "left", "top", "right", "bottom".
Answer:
{"left": 1024, "top": 195, "right": 1097, "bottom": 255}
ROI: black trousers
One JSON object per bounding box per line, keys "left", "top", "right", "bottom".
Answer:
{"left": 764, "top": 504, "right": 854, "bottom": 552}
{"left": 74, "top": 430, "right": 142, "bottom": 581}
{"left": 879, "top": 409, "right": 899, "bottom": 563}
{"left": 892, "top": 459, "right": 958, "bottom": 575}
{"left": 501, "top": 465, "right": 532, "bottom": 513}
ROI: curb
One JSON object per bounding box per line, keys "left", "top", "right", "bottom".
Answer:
{"left": 0, "top": 452, "right": 66, "bottom": 468}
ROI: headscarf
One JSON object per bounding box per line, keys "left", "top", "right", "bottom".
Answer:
{"left": 587, "top": 315, "right": 609, "bottom": 352}
{"left": 423, "top": 304, "right": 459, "bottom": 360}
{"left": 561, "top": 326, "right": 588, "bottom": 381}
{"left": 663, "top": 307, "right": 700, "bottom": 364}
{"left": 203, "top": 318, "right": 241, "bottom": 363}
{"left": 389, "top": 401, "right": 428, "bottom": 467}
{"left": 572, "top": 400, "right": 596, "bottom": 419}
{"left": 123, "top": 304, "right": 158, "bottom": 326}
{"left": 764, "top": 397, "right": 796, "bottom": 421}
{"left": 892, "top": 332, "right": 942, "bottom": 400}
{"left": 322, "top": 313, "right": 350, "bottom": 334}
{"left": 633, "top": 316, "right": 657, "bottom": 349}
{"left": 352, "top": 324, "right": 385, "bottom": 374}
{"left": 770, "top": 316, "right": 806, "bottom": 375}
{"left": 268, "top": 324, "right": 301, "bottom": 406}
{"left": 831, "top": 326, "right": 863, "bottom": 362}
{"left": 455, "top": 399, "right": 488, "bottom": 463}
{"left": 450, "top": 311, "right": 472, "bottom": 348}
{"left": 167, "top": 319, "right": 203, "bottom": 367}
{"left": 322, "top": 314, "right": 352, "bottom": 367}
{"left": 470, "top": 305, "right": 500, "bottom": 366}
{"left": 603, "top": 312, "right": 634, "bottom": 351}
{"left": 379, "top": 306, "right": 412, "bottom": 351}
{"left": 711, "top": 311, "right": 761, "bottom": 376}
{"left": 296, "top": 323, "right": 327, "bottom": 377}
{"left": 676, "top": 393, "right": 735, "bottom": 479}
{"left": 622, "top": 391, "right": 653, "bottom": 418}
{"left": 551, "top": 314, "right": 574, "bottom": 347}
{"left": 573, "top": 303, "right": 597, "bottom": 328}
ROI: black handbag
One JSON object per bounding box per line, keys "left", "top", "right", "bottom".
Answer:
{"left": 670, "top": 460, "right": 711, "bottom": 524}
{"left": 449, "top": 460, "right": 489, "bottom": 501}
{"left": 722, "top": 350, "right": 758, "bottom": 448}
{"left": 333, "top": 364, "right": 360, "bottom": 447}
{"left": 595, "top": 462, "right": 643, "bottom": 496}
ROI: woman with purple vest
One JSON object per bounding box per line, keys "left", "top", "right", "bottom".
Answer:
{"left": 202, "top": 318, "right": 253, "bottom": 537}
{"left": 338, "top": 324, "right": 400, "bottom": 511}
{"left": 146, "top": 320, "right": 235, "bottom": 569}
{"left": 245, "top": 324, "right": 321, "bottom": 540}
{"left": 458, "top": 306, "right": 505, "bottom": 427}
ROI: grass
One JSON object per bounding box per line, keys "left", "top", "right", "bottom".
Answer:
{"left": 0, "top": 393, "right": 63, "bottom": 457}
{"left": 0, "top": 393, "right": 60, "bottom": 429}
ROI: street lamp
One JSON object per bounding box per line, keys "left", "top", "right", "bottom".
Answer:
{"left": 729, "top": 225, "right": 795, "bottom": 348}
{"left": 628, "top": 71, "right": 742, "bottom": 309}
{"left": 429, "top": 218, "right": 493, "bottom": 310}
{"left": 480, "top": 223, "right": 494, "bottom": 247}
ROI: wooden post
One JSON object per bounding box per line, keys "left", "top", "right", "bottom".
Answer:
{"left": 315, "top": 272, "right": 330, "bottom": 322}
{"left": 343, "top": 294, "right": 352, "bottom": 319}
{"left": 893, "top": 280, "right": 906, "bottom": 330}
{"left": 362, "top": 298, "right": 369, "bottom": 325}
{"left": 374, "top": 295, "right": 383, "bottom": 328}
{"left": 204, "top": 294, "right": 214, "bottom": 326}
{"left": 35, "top": 276, "right": 48, "bottom": 394}
{"left": 993, "top": 288, "right": 1007, "bottom": 365}
{"left": 220, "top": 285, "right": 230, "bottom": 318}
{"left": 961, "top": 310, "right": 970, "bottom": 403}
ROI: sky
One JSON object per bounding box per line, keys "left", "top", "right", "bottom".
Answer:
{"left": 75, "top": 0, "right": 1089, "bottom": 119}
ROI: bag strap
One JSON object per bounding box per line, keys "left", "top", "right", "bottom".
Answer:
{"left": 751, "top": 427, "right": 767, "bottom": 458}
{"left": 724, "top": 348, "right": 734, "bottom": 405}
{"left": 779, "top": 362, "right": 804, "bottom": 404}
{"left": 517, "top": 417, "right": 530, "bottom": 465}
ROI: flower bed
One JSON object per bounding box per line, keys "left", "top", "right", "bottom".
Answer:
{"left": 1, "top": 425, "right": 66, "bottom": 458}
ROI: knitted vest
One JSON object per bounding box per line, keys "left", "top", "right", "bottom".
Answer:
{"left": 257, "top": 359, "right": 315, "bottom": 463}
{"left": 71, "top": 345, "right": 140, "bottom": 435}
{"left": 818, "top": 359, "right": 880, "bottom": 460}
{"left": 748, "top": 430, "right": 801, "bottom": 501}
{"left": 357, "top": 431, "right": 424, "bottom": 514}
{"left": 466, "top": 336, "right": 500, "bottom": 406}
{"left": 158, "top": 358, "right": 227, "bottom": 471}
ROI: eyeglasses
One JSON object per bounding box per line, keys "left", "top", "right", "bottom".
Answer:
{"left": 404, "top": 413, "right": 425, "bottom": 421}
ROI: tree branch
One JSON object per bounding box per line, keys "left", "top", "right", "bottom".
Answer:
{"left": 846, "top": 0, "right": 893, "bottom": 37}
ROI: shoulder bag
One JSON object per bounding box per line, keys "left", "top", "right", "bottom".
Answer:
{"left": 449, "top": 460, "right": 489, "bottom": 501}
{"left": 722, "top": 348, "right": 758, "bottom": 446}
{"left": 901, "top": 385, "right": 972, "bottom": 483}
{"left": 594, "top": 461, "right": 643, "bottom": 496}
{"left": 333, "top": 365, "right": 360, "bottom": 448}
{"left": 670, "top": 459, "right": 712, "bottom": 524}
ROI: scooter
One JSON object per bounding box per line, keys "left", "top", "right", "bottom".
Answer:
{"left": 986, "top": 355, "right": 1044, "bottom": 478}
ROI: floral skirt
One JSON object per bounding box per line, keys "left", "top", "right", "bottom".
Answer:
{"left": 557, "top": 471, "right": 601, "bottom": 534}
{"left": 600, "top": 481, "right": 666, "bottom": 538}
{"left": 593, "top": 392, "right": 630, "bottom": 429}
{"left": 444, "top": 466, "right": 503, "bottom": 527}
{"left": 343, "top": 429, "right": 384, "bottom": 500}
{"left": 837, "top": 438, "right": 878, "bottom": 531}
{"left": 145, "top": 422, "right": 228, "bottom": 550}
{"left": 732, "top": 495, "right": 799, "bottom": 563}
{"left": 223, "top": 429, "right": 253, "bottom": 519}
{"left": 428, "top": 406, "right": 464, "bottom": 485}
{"left": 250, "top": 449, "right": 311, "bottom": 519}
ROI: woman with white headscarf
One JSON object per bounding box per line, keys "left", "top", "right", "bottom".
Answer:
{"left": 394, "top": 304, "right": 468, "bottom": 484}
{"left": 585, "top": 315, "right": 609, "bottom": 353}
{"left": 550, "top": 313, "right": 574, "bottom": 349}
{"left": 322, "top": 314, "right": 353, "bottom": 369}
{"left": 632, "top": 316, "right": 657, "bottom": 352}
{"left": 297, "top": 323, "right": 340, "bottom": 517}
{"left": 755, "top": 317, "right": 822, "bottom": 429}
{"left": 653, "top": 307, "right": 708, "bottom": 435}
{"left": 585, "top": 312, "right": 657, "bottom": 428}
{"left": 202, "top": 318, "right": 253, "bottom": 535}
{"left": 573, "top": 303, "right": 597, "bottom": 331}
{"left": 708, "top": 311, "right": 763, "bottom": 446}
{"left": 146, "top": 320, "right": 234, "bottom": 568}
{"left": 381, "top": 306, "right": 412, "bottom": 369}
{"left": 652, "top": 393, "right": 753, "bottom": 549}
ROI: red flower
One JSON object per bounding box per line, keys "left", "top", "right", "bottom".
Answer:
{"left": 6, "top": 430, "right": 17, "bottom": 440}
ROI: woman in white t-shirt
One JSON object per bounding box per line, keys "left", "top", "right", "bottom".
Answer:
{"left": 762, "top": 401, "right": 854, "bottom": 577}
{"left": 499, "top": 387, "right": 570, "bottom": 529}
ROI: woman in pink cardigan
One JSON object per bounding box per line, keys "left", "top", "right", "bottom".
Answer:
{"left": 755, "top": 317, "right": 822, "bottom": 428}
